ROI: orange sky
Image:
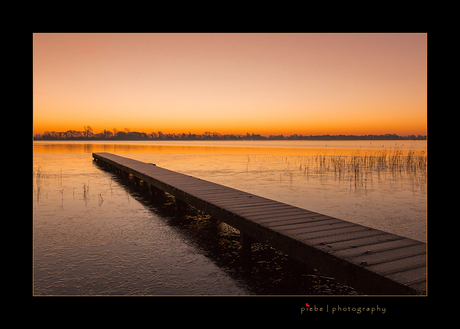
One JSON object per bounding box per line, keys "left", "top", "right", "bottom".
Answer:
{"left": 33, "top": 33, "right": 427, "bottom": 136}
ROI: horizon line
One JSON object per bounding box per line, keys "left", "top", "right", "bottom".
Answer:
{"left": 33, "top": 127, "right": 426, "bottom": 137}
{"left": 33, "top": 129, "right": 427, "bottom": 141}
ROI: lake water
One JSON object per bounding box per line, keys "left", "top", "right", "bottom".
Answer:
{"left": 33, "top": 140, "right": 427, "bottom": 295}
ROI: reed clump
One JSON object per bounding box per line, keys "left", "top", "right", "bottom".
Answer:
{"left": 248, "top": 149, "right": 427, "bottom": 184}
{"left": 305, "top": 149, "right": 427, "bottom": 175}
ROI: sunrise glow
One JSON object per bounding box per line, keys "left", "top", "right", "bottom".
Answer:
{"left": 33, "top": 33, "right": 427, "bottom": 137}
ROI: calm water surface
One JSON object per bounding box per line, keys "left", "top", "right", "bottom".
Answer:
{"left": 33, "top": 140, "right": 426, "bottom": 295}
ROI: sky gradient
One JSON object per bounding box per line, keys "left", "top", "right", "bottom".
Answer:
{"left": 33, "top": 33, "right": 427, "bottom": 136}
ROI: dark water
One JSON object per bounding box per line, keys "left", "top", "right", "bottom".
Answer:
{"left": 33, "top": 152, "right": 359, "bottom": 295}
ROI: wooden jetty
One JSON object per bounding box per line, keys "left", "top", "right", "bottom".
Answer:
{"left": 93, "top": 152, "right": 426, "bottom": 295}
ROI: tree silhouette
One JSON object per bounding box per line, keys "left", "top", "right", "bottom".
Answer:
{"left": 83, "top": 126, "right": 93, "bottom": 139}
{"left": 34, "top": 127, "right": 427, "bottom": 141}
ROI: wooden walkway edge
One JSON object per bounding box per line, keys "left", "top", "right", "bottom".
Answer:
{"left": 93, "top": 152, "right": 426, "bottom": 295}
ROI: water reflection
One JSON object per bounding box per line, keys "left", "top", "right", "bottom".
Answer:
{"left": 33, "top": 141, "right": 427, "bottom": 241}
{"left": 33, "top": 140, "right": 427, "bottom": 156}
{"left": 33, "top": 154, "right": 253, "bottom": 295}
{"left": 33, "top": 141, "right": 426, "bottom": 196}
{"left": 33, "top": 141, "right": 427, "bottom": 294}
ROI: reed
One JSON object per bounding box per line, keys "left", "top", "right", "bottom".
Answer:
{"left": 82, "top": 182, "right": 90, "bottom": 205}
{"left": 33, "top": 166, "right": 44, "bottom": 185}
{"left": 83, "top": 182, "right": 90, "bottom": 198}
{"left": 98, "top": 193, "right": 104, "bottom": 206}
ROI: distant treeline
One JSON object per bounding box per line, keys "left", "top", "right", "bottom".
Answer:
{"left": 34, "top": 127, "right": 427, "bottom": 141}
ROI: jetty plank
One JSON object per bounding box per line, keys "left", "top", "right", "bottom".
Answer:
{"left": 93, "top": 152, "right": 426, "bottom": 295}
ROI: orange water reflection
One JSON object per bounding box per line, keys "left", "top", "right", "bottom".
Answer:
{"left": 33, "top": 141, "right": 427, "bottom": 242}
{"left": 33, "top": 141, "right": 426, "bottom": 157}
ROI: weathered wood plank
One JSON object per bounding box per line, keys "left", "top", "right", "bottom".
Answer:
{"left": 265, "top": 214, "right": 332, "bottom": 228}
{"left": 225, "top": 200, "right": 285, "bottom": 209}
{"left": 319, "top": 233, "right": 405, "bottom": 251}
{"left": 303, "top": 228, "right": 389, "bottom": 246}
{"left": 268, "top": 217, "right": 342, "bottom": 231}
{"left": 294, "top": 225, "right": 371, "bottom": 240}
{"left": 334, "top": 239, "right": 421, "bottom": 259}
{"left": 258, "top": 214, "right": 333, "bottom": 227}
{"left": 387, "top": 267, "right": 426, "bottom": 291}
{"left": 367, "top": 254, "right": 426, "bottom": 275}
{"left": 244, "top": 208, "right": 318, "bottom": 222}
{"left": 231, "top": 204, "right": 303, "bottom": 216}
{"left": 280, "top": 221, "right": 357, "bottom": 236}
{"left": 188, "top": 189, "right": 254, "bottom": 199}
{"left": 347, "top": 243, "right": 426, "bottom": 266}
